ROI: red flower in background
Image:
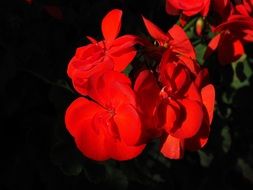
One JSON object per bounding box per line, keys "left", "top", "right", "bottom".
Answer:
{"left": 65, "top": 71, "right": 145, "bottom": 161}
{"left": 235, "top": 0, "right": 253, "bottom": 16}
{"left": 165, "top": 0, "right": 210, "bottom": 17}
{"left": 205, "top": 15, "right": 253, "bottom": 65}
{"left": 67, "top": 9, "right": 138, "bottom": 95}
{"left": 135, "top": 50, "right": 215, "bottom": 159}
{"left": 209, "top": 0, "right": 231, "bottom": 26}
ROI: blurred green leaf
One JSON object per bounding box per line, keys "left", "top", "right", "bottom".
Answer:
{"left": 236, "top": 61, "right": 247, "bottom": 82}
{"left": 51, "top": 141, "right": 84, "bottom": 176}
{"left": 105, "top": 165, "right": 128, "bottom": 190}
{"left": 83, "top": 162, "right": 107, "bottom": 184}
{"left": 198, "top": 150, "right": 213, "bottom": 168}
{"left": 221, "top": 126, "right": 232, "bottom": 153}
{"left": 221, "top": 91, "right": 233, "bottom": 105}
{"left": 231, "top": 55, "right": 253, "bottom": 89}
{"left": 237, "top": 158, "right": 253, "bottom": 183}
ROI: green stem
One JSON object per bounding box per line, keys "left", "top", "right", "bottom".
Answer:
{"left": 183, "top": 17, "right": 198, "bottom": 31}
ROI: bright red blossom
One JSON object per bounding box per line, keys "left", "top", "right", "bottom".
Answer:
{"left": 65, "top": 8, "right": 217, "bottom": 161}
{"left": 67, "top": 9, "right": 138, "bottom": 95}
{"left": 65, "top": 71, "right": 145, "bottom": 161}
{"left": 135, "top": 49, "right": 215, "bottom": 159}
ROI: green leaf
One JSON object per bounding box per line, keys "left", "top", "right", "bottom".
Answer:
{"left": 195, "top": 43, "right": 207, "bottom": 65}
{"left": 186, "top": 27, "right": 195, "bottom": 39}
{"left": 123, "top": 64, "right": 133, "bottom": 76}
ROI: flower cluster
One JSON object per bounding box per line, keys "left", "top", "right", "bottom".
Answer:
{"left": 65, "top": 0, "right": 253, "bottom": 161}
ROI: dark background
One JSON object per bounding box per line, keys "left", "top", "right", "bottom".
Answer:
{"left": 1, "top": 0, "right": 253, "bottom": 189}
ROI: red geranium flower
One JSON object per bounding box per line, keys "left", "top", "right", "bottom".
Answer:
{"left": 67, "top": 9, "right": 138, "bottom": 95}
{"left": 205, "top": 15, "right": 253, "bottom": 65}
{"left": 135, "top": 50, "right": 215, "bottom": 159}
{"left": 65, "top": 71, "right": 145, "bottom": 161}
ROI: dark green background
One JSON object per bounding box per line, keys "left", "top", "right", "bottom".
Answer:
{"left": 1, "top": 0, "right": 253, "bottom": 189}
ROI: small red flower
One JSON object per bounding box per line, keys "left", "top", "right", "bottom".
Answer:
{"left": 67, "top": 9, "right": 138, "bottom": 95}
{"left": 65, "top": 71, "right": 145, "bottom": 161}
{"left": 205, "top": 15, "right": 253, "bottom": 65}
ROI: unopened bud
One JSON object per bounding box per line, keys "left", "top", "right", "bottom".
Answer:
{"left": 196, "top": 17, "right": 204, "bottom": 36}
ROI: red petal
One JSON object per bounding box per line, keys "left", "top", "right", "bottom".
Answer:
{"left": 235, "top": 4, "right": 250, "bottom": 16}
{"left": 107, "top": 35, "right": 139, "bottom": 71}
{"left": 244, "top": 0, "right": 253, "bottom": 13}
{"left": 170, "top": 99, "right": 203, "bottom": 138}
{"left": 179, "top": 0, "right": 203, "bottom": 10}
{"left": 212, "top": 0, "right": 230, "bottom": 17}
{"left": 110, "top": 35, "right": 139, "bottom": 52}
{"left": 111, "top": 49, "right": 136, "bottom": 71}
{"left": 113, "top": 104, "right": 142, "bottom": 145}
{"left": 87, "top": 71, "right": 135, "bottom": 108}
{"left": 71, "top": 77, "right": 89, "bottom": 95}
{"left": 65, "top": 97, "right": 110, "bottom": 161}
{"left": 184, "top": 119, "right": 210, "bottom": 151}
{"left": 166, "top": 0, "right": 181, "bottom": 15}
{"left": 107, "top": 35, "right": 138, "bottom": 71}
{"left": 184, "top": 82, "right": 202, "bottom": 102}
{"left": 168, "top": 25, "right": 196, "bottom": 59}
{"left": 67, "top": 45, "right": 114, "bottom": 96}
{"left": 161, "top": 135, "right": 184, "bottom": 159}
{"left": 180, "top": 0, "right": 204, "bottom": 16}
{"left": 163, "top": 99, "right": 180, "bottom": 133}
{"left": 86, "top": 36, "right": 97, "bottom": 44}
{"left": 142, "top": 16, "right": 171, "bottom": 43}
{"left": 201, "top": 84, "right": 215, "bottom": 124}
{"left": 178, "top": 56, "right": 199, "bottom": 76}
{"left": 102, "top": 9, "right": 122, "bottom": 42}
{"left": 232, "top": 39, "right": 245, "bottom": 59}
{"left": 134, "top": 70, "right": 162, "bottom": 140}
{"left": 200, "top": 0, "right": 211, "bottom": 16}
{"left": 218, "top": 36, "right": 244, "bottom": 65}
{"left": 215, "top": 15, "right": 253, "bottom": 38}
{"left": 204, "top": 33, "right": 221, "bottom": 60}
{"left": 134, "top": 70, "right": 161, "bottom": 112}
{"left": 194, "top": 68, "right": 209, "bottom": 89}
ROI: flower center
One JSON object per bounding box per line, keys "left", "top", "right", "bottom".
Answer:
{"left": 160, "top": 85, "right": 175, "bottom": 100}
